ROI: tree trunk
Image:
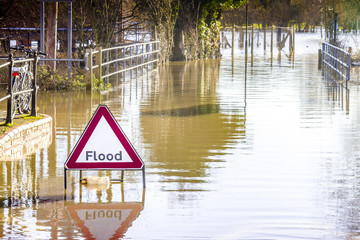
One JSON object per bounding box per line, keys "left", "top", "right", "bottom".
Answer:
{"left": 172, "top": 24, "right": 186, "bottom": 61}
{"left": 46, "top": 2, "right": 58, "bottom": 71}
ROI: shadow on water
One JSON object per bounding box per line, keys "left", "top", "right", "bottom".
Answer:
{"left": 141, "top": 103, "right": 219, "bottom": 117}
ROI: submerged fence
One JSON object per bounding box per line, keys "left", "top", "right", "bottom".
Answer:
{"left": 222, "top": 25, "right": 295, "bottom": 54}
{"left": 322, "top": 42, "right": 351, "bottom": 87}
{"left": 221, "top": 25, "right": 296, "bottom": 66}
{"left": 86, "top": 41, "right": 159, "bottom": 85}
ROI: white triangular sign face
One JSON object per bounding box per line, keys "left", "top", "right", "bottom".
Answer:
{"left": 65, "top": 105, "right": 144, "bottom": 170}
{"left": 76, "top": 116, "right": 132, "bottom": 163}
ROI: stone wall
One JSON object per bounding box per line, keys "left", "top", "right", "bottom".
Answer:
{"left": 0, "top": 115, "right": 52, "bottom": 160}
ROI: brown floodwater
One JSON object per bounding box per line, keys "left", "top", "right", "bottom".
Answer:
{"left": 2, "top": 34, "right": 360, "bottom": 239}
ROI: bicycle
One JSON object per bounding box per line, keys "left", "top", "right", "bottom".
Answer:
{"left": 10, "top": 45, "right": 46, "bottom": 117}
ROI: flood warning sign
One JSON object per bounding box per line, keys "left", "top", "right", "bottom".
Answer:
{"left": 65, "top": 105, "right": 144, "bottom": 170}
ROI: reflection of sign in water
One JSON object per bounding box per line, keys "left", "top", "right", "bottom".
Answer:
{"left": 65, "top": 105, "right": 144, "bottom": 170}
{"left": 67, "top": 203, "right": 143, "bottom": 240}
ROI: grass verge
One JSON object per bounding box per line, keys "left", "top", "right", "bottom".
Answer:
{"left": 0, "top": 114, "right": 44, "bottom": 136}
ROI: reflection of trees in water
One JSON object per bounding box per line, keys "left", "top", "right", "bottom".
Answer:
{"left": 141, "top": 60, "right": 246, "bottom": 185}
{"left": 0, "top": 157, "right": 37, "bottom": 208}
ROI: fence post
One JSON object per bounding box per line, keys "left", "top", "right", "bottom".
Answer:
{"left": 264, "top": 25, "right": 266, "bottom": 51}
{"left": 6, "top": 53, "right": 14, "bottom": 124}
{"left": 271, "top": 25, "right": 274, "bottom": 56}
{"left": 136, "top": 44, "right": 139, "bottom": 73}
{"left": 106, "top": 50, "right": 109, "bottom": 84}
{"left": 86, "top": 48, "right": 93, "bottom": 89}
{"left": 232, "top": 24, "right": 235, "bottom": 59}
{"left": 251, "top": 25, "right": 254, "bottom": 66}
{"left": 289, "top": 28, "right": 293, "bottom": 53}
{"left": 115, "top": 47, "right": 118, "bottom": 83}
{"left": 292, "top": 25, "right": 295, "bottom": 52}
{"left": 95, "top": 46, "right": 102, "bottom": 80}
{"left": 31, "top": 54, "right": 38, "bottom": 117}
{"left": 239, "top": 27, "right": 244, "bottom": 49}
{"left": 142, "top": 44, "right": 145, "bottom": 72}
{"left": 122, "top": 47, "right": 126, "bottom": 80}
{"left": 130, "top": 46, "right": 133, "bottom": 78}
{"left": 346, "top": 53, "right": 351, "bottom": 88}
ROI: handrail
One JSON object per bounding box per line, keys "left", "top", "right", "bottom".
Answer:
{"left": 101, "top": 59, "right": 159, "bottom": 79}
{"left": 322, "top": 42, "right": 351, "bottom": 87}
{"left": 1, "top": 41, "right": 160, "bottom": 121}
{"left": 87, "top": 41, "right": 160, "bottom": 88}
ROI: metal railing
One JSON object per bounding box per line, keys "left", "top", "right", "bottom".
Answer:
{"left": 0, "top": 54, "right": 39, "bottom": 124}
{"left": 0, "top": 41, "right": 160, "bottom": 124}
{"left": 86, "top": 41, "right": 160, "bottom": 85}
{"left": 322, "top": 42, "right": 351, "bottom": 87}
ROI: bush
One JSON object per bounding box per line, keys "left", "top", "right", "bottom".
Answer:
{"left": 91, "top": 74, "right": 111, "bottom": 91}
{"left": 37, "top": 65, "right": 87, "bottom": 91}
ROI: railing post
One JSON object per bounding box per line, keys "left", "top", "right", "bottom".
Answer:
{"left": 95, "top": 46, "right": 102, "bottom": 80}
{"left": 158, "top": 41, "right": 160, "bottom": 62}
{"left": 115, "top": 47, "right": 118, "bottom": 83}
{"left": 232, "top": 23, "right": 235, "bottom": 59}
{"left": 346, "top": 52, "right": 351, "bottom": 88}
{"left": 122, "top": 47, "right": 126, "bottom": 80}
{"left": 6, "top": 53, "right": 14, "bottom": 124}
{"left": 136, "top": 44, "right": 139, "bottom": 70}
{"left": 142, "top": 44, "right": 144, "bottom": 72}
{"left": 264, "top": 25, "right": 266, "bottom": 51}
{"left": 106, "top": 49, "right": 109, "bottom": 84}
{"left": 86, "top": 48, "right": 93, "bottom": 89}
{"left": 31, "top": 54, "right": 38, "bottom": 117}
{"left": 130, "top": 46, "right": 132, "bottom": 79}
{"left": 146, "top": 43, "right": 149, "bottom": 69}
{"left": 292, "top": 25, "right": 295, "bottom": 53}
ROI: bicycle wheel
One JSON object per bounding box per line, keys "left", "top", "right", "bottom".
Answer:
{"left": 11, "top": 76, "right": 21, "bottom": 118}
{"left": 18, "top": 72, "right": 33, "bottom": 114}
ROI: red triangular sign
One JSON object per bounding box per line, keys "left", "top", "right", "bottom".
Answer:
{"left": 65, "top": 105, "right": 144, "bottom": 170}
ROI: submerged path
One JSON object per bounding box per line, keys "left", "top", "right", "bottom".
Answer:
{"left": 2, "top": 34, "right": 360, "bottom": 239}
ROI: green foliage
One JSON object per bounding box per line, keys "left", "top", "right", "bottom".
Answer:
{"left": 199, "top": 18, "right": 221, "bottom": 58}
{"left": 198, "top": 0, "right": 247, "bottom": 58}
{"left": 37, "top": 65, "right": 87, "bottom": 91}
{"left": 91, "top": 74, "right": 111, "bottom": 91}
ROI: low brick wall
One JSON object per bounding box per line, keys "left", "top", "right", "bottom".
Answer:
{"left": 0, "top": 115, "right": 52, "bottom": 160}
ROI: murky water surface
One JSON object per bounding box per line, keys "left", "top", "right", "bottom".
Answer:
{"left": 2, "top": 36, "right": 360, "bottom": 239}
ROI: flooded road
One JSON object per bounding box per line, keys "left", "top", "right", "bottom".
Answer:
{"left": 2, "top": 36, "right": 360, "bottom": 239}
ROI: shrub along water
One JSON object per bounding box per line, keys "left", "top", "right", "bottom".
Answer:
{"left": 37, "top": 65, "right": 87, "bottom": 91}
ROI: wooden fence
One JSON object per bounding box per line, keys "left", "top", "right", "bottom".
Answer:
{"left": 222, "top": 25, "right": 295, "bottom": 52}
